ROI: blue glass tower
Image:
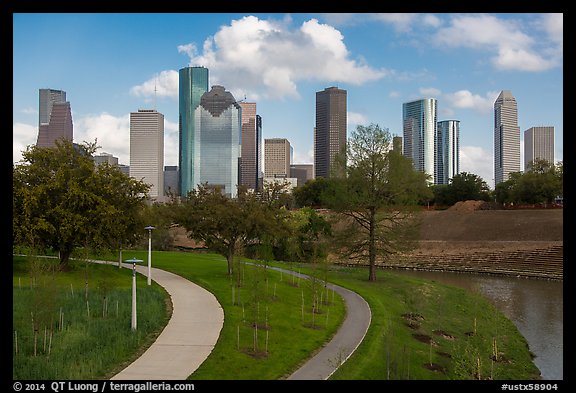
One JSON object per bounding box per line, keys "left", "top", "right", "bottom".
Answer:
{"left": 402, "top": 98, "right": 437, "bottom": 184}
{"left": 179, "top": 66, "right": 209, "bottom": 197}
{"left": 436, "top": 120, "right": 460, "bottom": 185}
{"left": 194, "top": 85, "right": 242, "bottom": 198}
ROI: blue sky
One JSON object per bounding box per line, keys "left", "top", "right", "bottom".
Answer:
{"left": 13, "top": 13, "right": 563, "bottom": 189}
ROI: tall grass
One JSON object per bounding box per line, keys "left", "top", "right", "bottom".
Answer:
{"left": 12, "top": 256, "right": 170, "bottom": 380}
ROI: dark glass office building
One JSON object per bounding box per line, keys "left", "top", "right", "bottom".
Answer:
{"left": 314, "top": 87, "right": 347, "bottom": 179}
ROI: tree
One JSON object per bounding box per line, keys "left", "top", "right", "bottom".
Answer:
{"left": 13, "top": 139, "right": 149, "bottom": 268}
{"left": 433, "top": 172, "right": 491, "bottom": 206}
{"left": 323, "top": 124, "right": 431, "bottom": 281}
{"left": 175, "top": 183, "right": 290, "bottom": 283}
{"left": 293, "top": 177, "right": 331, "bottom": 208}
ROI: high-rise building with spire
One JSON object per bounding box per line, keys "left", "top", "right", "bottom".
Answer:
{"left": 494, "top": 90, "right": 520, "bottom": 185}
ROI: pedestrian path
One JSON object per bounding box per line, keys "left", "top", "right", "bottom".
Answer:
{"left": 92, "top": 260, "right": 224, "bottom": 380}
{"left": 259, "top": 266, "right": 372, "bottom": 380}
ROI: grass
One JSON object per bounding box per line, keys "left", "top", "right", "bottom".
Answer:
{"left": 13, "top": 249, "right": 541, "bottom": 380}
{"left": 117, "top": 250, "right": 347, "bottom": 380}
{"left": 271, "top": 262, "right": 541, "bottom": 380}
{"left": 12, "top": 255, "right": 170, "bottom": 380}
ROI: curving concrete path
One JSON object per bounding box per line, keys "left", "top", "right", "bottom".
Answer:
{"left": 91, "top": 260, "right": 224, "bottom": 380}
{"left": 92, "top": 259, "right": 370, "bottom": 380}
{"left": 264, "top": 266, "right": 372, "bottom": 380}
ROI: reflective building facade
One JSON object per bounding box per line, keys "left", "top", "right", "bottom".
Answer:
{"left": 179, "top": 66, "right": 209, "bottom": 197}
{"left": 194, "top": 85, "right": 242, "bottom": 198}
{"left": 494, "top": 90, "right": 520, "bottom": 185}
{"left": 403, "top": 98, "right": 437, "bottom": 184}
{"left": 436, "top": 120, "right": 460, "bottom": 185}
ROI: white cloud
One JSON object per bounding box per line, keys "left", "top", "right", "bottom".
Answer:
{"left": 182, "top": 15, "right": 387, "bottom": 100}
{"left": 130, "top": 70, "right": 179, "bottom": 100}
{"left": 164, "top": 119, "right": 179, "bottom": 167}
{"left": 347, "top": 111, "right": 368, "bottom": 128}
{"left": 75, "top": 113, "right": 131, "bottom": 165}
{"left": 460, "top": 145, "right": 494, "bottom": 188}
{"left": 433, "top": 14, "right": 558, "bottom": 72}
{"left": 177, "top": 43, "right": 197, "bottom": 58}
{"left": 371, "top": 13, "right": 418, "bottom": 33}
{"left": 293, "top": 148, "right": 314, "bottom": 165}
{"left": 443, "top": 90, "right": 499, "bottom": 114}
{"left": 419, "top": 87, "right": 441, "bottom": 97}
{"left": 13, "top": 122, "right": 38, "bottom": 163}
{"left": 389, "top": 91, "right": 400, "bottom": 98}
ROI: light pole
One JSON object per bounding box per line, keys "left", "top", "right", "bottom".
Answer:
{"left": 125, "top": 258, "right": 143, "bottom": 331}
{"left": 145, "top": 226, "right": 155, "bottom": 285}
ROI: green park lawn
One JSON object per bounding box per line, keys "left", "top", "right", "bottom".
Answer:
{"left": 13, "top": 250, "right": 540, "bottom": 380}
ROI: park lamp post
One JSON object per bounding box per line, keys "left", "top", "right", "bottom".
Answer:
{"left": 145, "top": 226, "right": 155, "bottom": 285}
{"left": 125, "top": 257, "right": 144, "bottom": 331}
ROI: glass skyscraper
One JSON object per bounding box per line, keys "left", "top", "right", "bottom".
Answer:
{"left": 403, "top": 98, "right": 437, "bottom": 184}
{"left": 179, "top": 66, "right": 209, "bottom": 197}
{"left": 494, "top": 90, "right": 520, "bottom": 185}
{"left": 194, "top": 85, "right": 242, "bottom": 198}
{"left": 436, "top": 120, "right": 460, "bottom": 185}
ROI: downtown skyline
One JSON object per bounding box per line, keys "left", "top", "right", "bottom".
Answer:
{"left": 13, "top": 13, "right": 563, "bottom": 189}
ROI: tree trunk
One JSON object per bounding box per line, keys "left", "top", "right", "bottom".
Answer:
{"left": 368, "top": 208, "right": 377, "bottom": 281}
{"left": 59, "top": 247, "right": 73, "bottom": 271}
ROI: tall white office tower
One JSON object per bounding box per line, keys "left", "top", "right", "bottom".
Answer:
{"left": 403, "top": 98, "right": 437, "bottom": 184}
{"left": 524, "top": 126, "right": 555, "bottom": 171}
{"left": 130, "top": 109, "right": 165, "bottom": 201}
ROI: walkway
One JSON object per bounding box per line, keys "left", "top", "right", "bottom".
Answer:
{"left": 266, "top": 266, "right": 372, "bottom": 380}
{"left": 92, "top": 260, "right": 224, "bottom": 380}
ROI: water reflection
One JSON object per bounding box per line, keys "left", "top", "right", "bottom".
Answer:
{"left": 390, "top": 269, "right": 563, "bottom": 380}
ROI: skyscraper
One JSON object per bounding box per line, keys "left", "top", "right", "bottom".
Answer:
{"left": 179, "top": 66, "right": 209, "bottom": 197}
{"left": 494, "top": 90, "right": 520, "bottom": 185}
{"left": 36, "top": 88, "right": 73, "bottom": 148}
{"left": 194, "top": 85, "right": 242, "bottom": 198}
{"left": 130, "top": 109, "right": 165, "bottom": 201}
{"left": 436, "top": 120, "right": 460, "bottom": 185}
{"left": 239, "top": 102, "right": 261, "bottom": 190}
{"left": 315, "top": 87, "right": 347, "bottom": 178}
{"left": 524, "top": 126, "right": 555, "bottom": 171}
{"left": 403, "top": 98, "right": 437, "bottom": 184}
{"left": 264, "top": 138, "right": 291, "bottom": 178}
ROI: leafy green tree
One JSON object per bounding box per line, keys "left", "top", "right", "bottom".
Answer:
{"left": 323, "top": 124, "right": 431, "bottom": 281}
{"left": 175, "top": 183, "right": 291, "bottom": 283}
{"left": 433, "top": 172, "right": 491, "bottom": 206}
{"left": 293, "top": 177, "right": 331, "bottom": 208}
{"left": 13, "top": 140, "right": 149, "bottom": 268}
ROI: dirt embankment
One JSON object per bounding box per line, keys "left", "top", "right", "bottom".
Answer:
{"left": 414, "top": 206, "right": 563, "bottom": 255}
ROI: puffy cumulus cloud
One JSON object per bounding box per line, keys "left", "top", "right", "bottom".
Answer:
{"left": 75, "top": 113, "right": 131, "bottom": 165}
{"left": 185, "top": 16, "right": 387, "bottom": 100}
{"left": 293, "top": 148, "right": 314, "bottom": 165}
{"left": 443, "top": 90, "right": 500, "bottom": 114}
{"left": 460, "top": 145, "right": 494, "bottom": 188}
{"left": 130, "top": 70, "right": 179, "bottom": 100}
{"left": 13, "top": 122, "right": 38, "bottom": 163}
{"left": 433, "top": 14, "right": 558, "bottom": 72}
